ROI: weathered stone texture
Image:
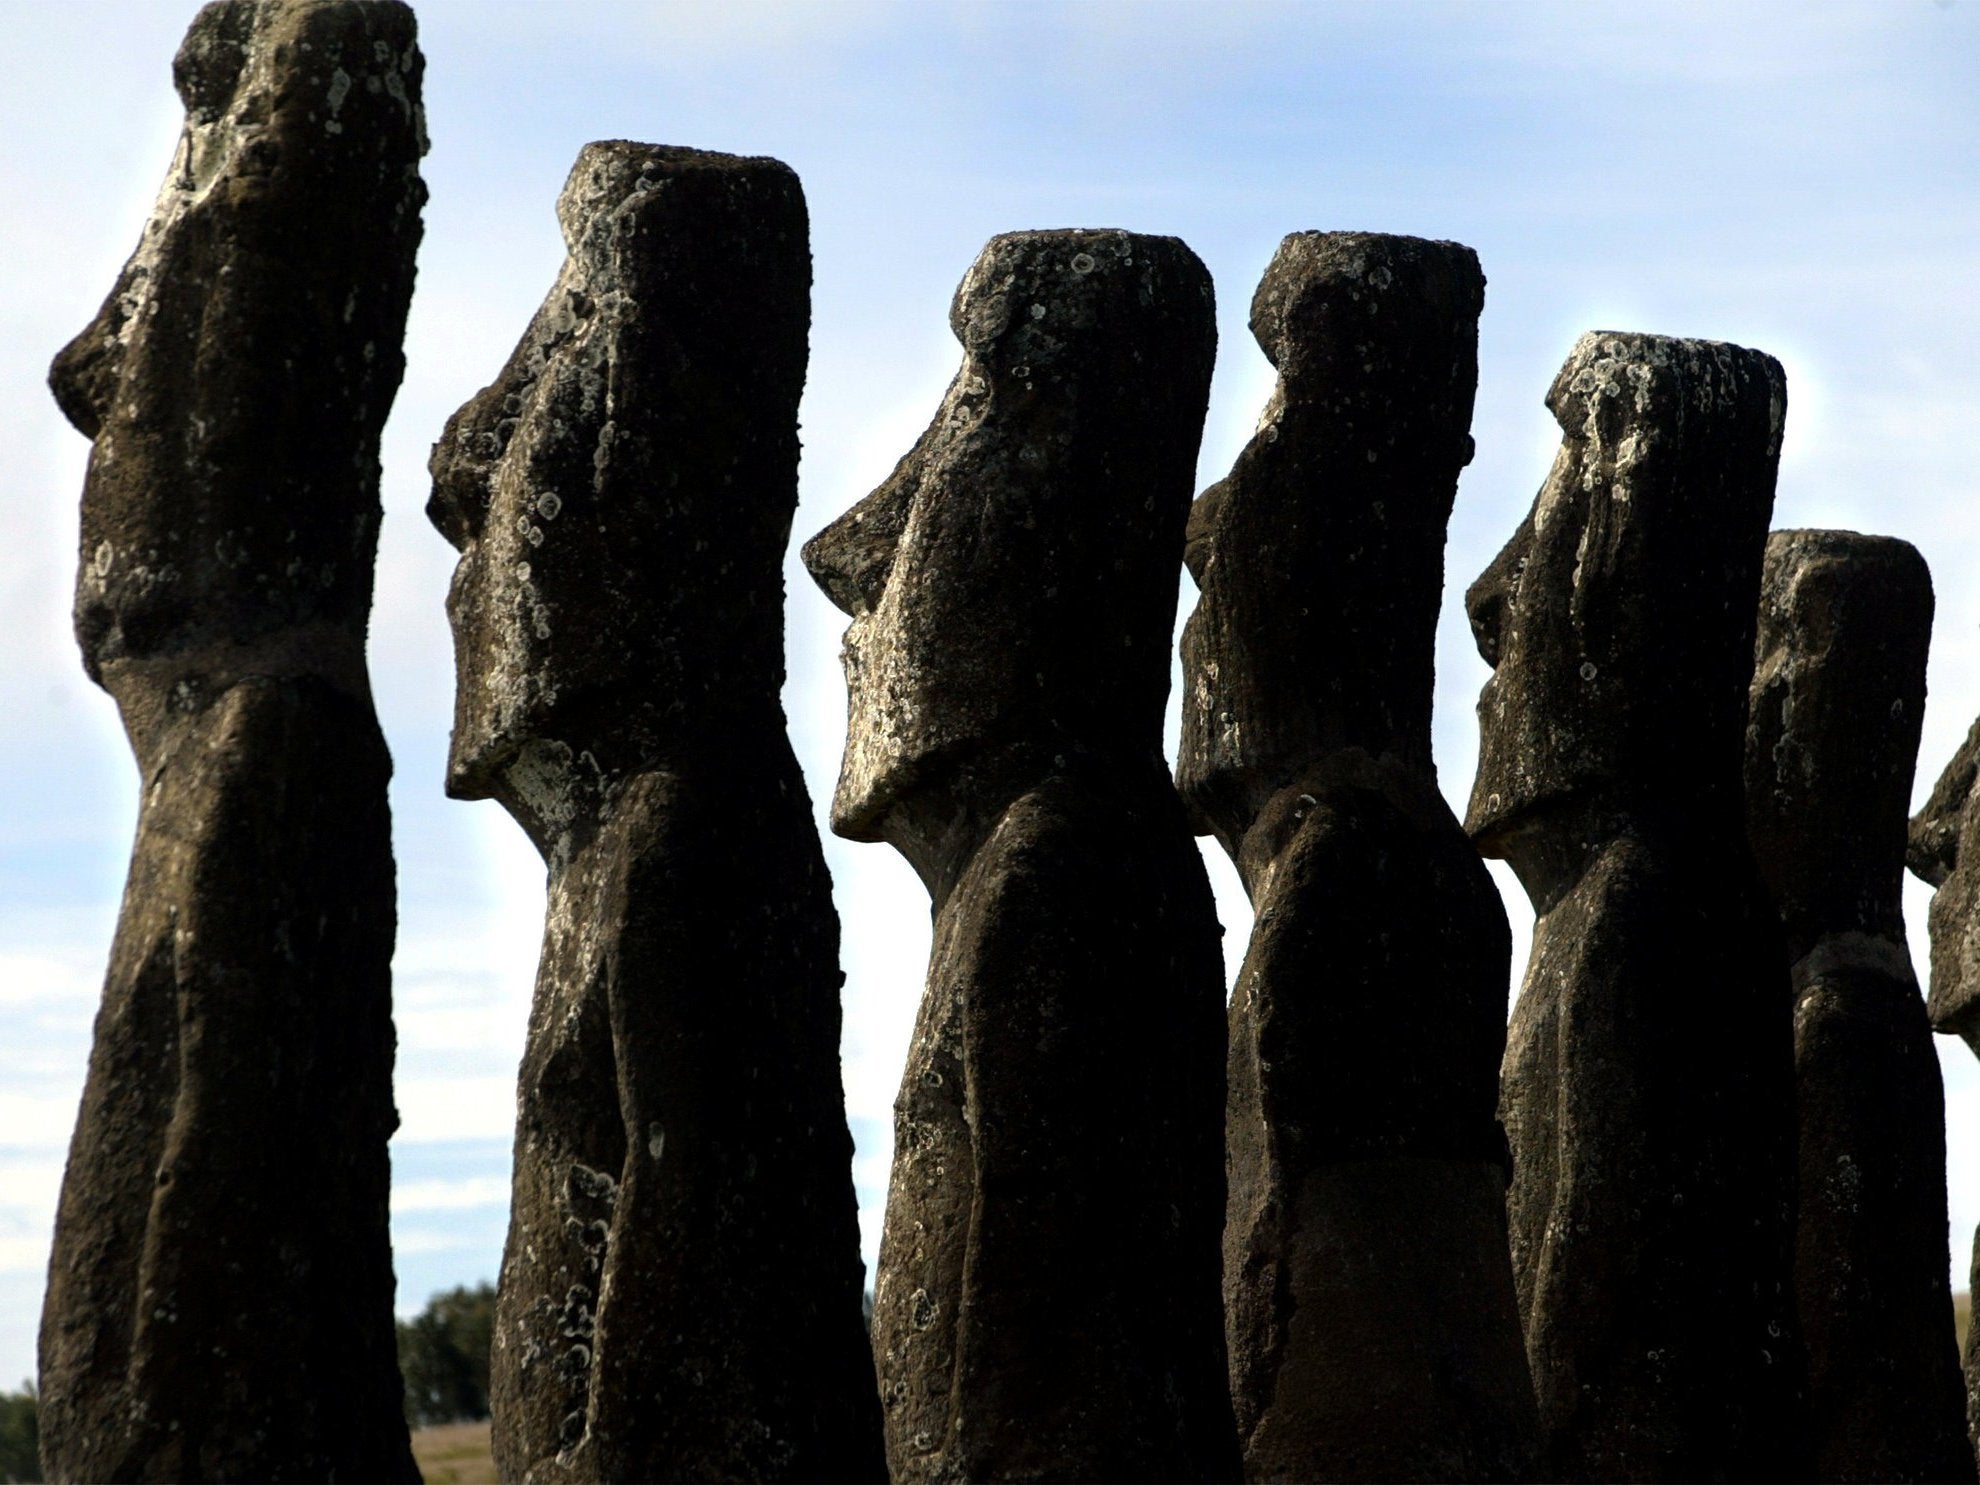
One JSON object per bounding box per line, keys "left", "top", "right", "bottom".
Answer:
{"left": 429, "top": 141, "right": 881, "bottom": 1483}
{"left": 39, "top": 3, "right": 424, "bottom": 1479}
{"left": 1746, "top": 529, "right": 1970, "bottom": 1484}
{"left": 804, "top": 229, "right": 1238, "bottom": 1483}
{"left": 1178, "top": 231, "right": 1536, "bottom": 1482}
{"left": 1908, "top": 628, "right": 1980, "bottom": 1470}
{"left": 1912, "top": 723, "right": 1980, "bottom": 1050}
{"left": 1467, "top": 332, "right": 1807, "bottom": 1481}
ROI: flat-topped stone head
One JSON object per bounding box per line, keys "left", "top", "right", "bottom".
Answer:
{"left": 428, "top": 141, "right": 808, "bottom": 851}
{"left": 803, "top": 229, "right": 1215, "bottom": 871}
{"left": 1178, "top": 230, "right": 1482, "bottom": 850}
{"left": 51, "top": 0, "right": 425, "bottom": 695}
{"left": 1746, "top": 529, "right": 1931, "bottom": 959}
{"left": 1466, "top": 331, "right": 1786, "bottom": 892}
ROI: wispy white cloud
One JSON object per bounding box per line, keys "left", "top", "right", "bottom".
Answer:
{"left": 396, "top": 1079, "right": 518, "bottom": 1146}
{"left": 393, "top": 1176, "right": 512, "bottom": 1215}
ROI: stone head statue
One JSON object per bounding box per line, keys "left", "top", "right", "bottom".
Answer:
{"left": 428, "top": 141, "right": 808, "bottom": 852}
{"left": 1908, "top": 661, "right": 1980, "bottom": 1049}
{"left": 802, "top": 229, "right": 1215, "bottom": 882}
{"left": 1746, "top": 529, "right": 1930, "bottom": 959}
{"left": 51, "top": 0, "right": 424, "bottom": 702}
{"left": 1465, "top": 331, "right": 1786, "bottom": 894}
{"left": 1177, "top": 230, "right": 1483, "bottom": 851}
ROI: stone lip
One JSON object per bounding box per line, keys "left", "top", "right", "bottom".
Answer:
{"left": 428, "top": 140, "right": 808, "bottom": 857}
{"left": 802, "top": 228, "right": 1215, "bottom": 882}
{"left": 1177, "top": 229, "right": 1482, "bottom": 858}
{"left": 53, "top": 0, "right": 426, "bottom": 693}
{"left": 1745, "top": 528, "right": 1930, "bottom": 960}
{"left": 1464, "top": 329, "right": 1786, "bottom": 891}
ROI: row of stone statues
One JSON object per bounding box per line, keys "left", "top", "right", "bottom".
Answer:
{"left": 35, "top": 2, "right": 1980, "bottom": 1482}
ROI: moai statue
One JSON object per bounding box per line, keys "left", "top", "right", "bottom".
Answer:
{"left": 427, "top": 142, "right": 882, "bottom": 1483}
{"left": 38, "top": 3, "right": 423, "bottom": 1480}
{"left": 1466, "top": 332, "right": 1807, "bottom": 1481}
{"left": 803, "top": 230, "right": 1238, "bottom": 1483}
{"left": 1745, "top": 529, "right": 1972, "bottom": 1483}
{"left": 1177, "top": 231, "right": 1538, "bottom": 1482}
{"left": 1909, "top": 662, "right": 1980, "bottom": 1468}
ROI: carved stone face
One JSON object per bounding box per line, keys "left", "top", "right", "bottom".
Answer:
{"left": 1176, "top": 231, "right": 1483, "bottom": 846}
{"left": 1746, "top": 529, "right": 1930, "bottom": 946}
{"left": 427, "top": 143, "right": 807, "bottom": 827}
{"left": 802, "top": 229, "right": 1216, "bottom": 845}
{"left": 1464, "top": 331, "right": 1786, "bottom": 867}
{"left": 51, "top": 0, "right": 424, "bottom": 684}
{"left": 426, "top": 154, "right": 628, "bottom": 808}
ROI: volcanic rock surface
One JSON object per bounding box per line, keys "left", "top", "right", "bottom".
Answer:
{"left": 429, "top": 141, "right": 881, "bottom": 1483}
{"left": 804, "top": 228, "right": 1238, "bottom": 1484}
{"left": 1466, "top": 331, "right": 1806, "bottom": 1481}
{"left": 1178, "top": 230, "right": 1537, "bottom": 1483}
{"left": 1746, "top": 529, "right": 1970, "bottom": 1484}
{"left": 39, "top": 2, "right": 426, "bottom": 1479}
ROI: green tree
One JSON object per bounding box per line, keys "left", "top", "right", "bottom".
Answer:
{"left": 0, "top": 1380, "right": 38, "bottom": 1483}
{"left": 397, "top": 1283, "right": 495, "bottom": 1428}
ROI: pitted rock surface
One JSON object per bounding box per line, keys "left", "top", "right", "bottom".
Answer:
{"left": 804, "top": 229, "right": 1238, "bottom": 1484}
{"left": 38, "top": 3, "right": 424, "bottom": 1480}
{"left": 1912, "top": 704, "right": 1980, "bottom": 1472}
{"left": 1466, "top": 331, "right": 1807, "bottom": 1481}
{"left": 1908, "top": 602, "right": 1980, "bottom": 1470}
{"left": 428, "top": 140, "right": 881, "bottom": 1485}
{"left": 1178, "top": 232, "right": 1536, "bottom": 1482}
{"left": 1745, "top": 529, "right": 1970, "bottom": 1484}
{"left": 1911, "top": 721, "right": 1980, "bottom": 1052}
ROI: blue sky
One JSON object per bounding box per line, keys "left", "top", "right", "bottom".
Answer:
{"left": 2, "top": 0, "right": 1977, "bottom": 1388}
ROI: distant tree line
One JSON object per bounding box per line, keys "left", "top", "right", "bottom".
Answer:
{"left": 398, "top": 1282, "right": 495, "bottom": 1428}
{"left": 0, "top": 1381, "right": 36, "bottom": 1483}
{"left": 0, "top": 1280, "right": 494, "bottom": 1479}
{"left": 0, "top": 1274, "right": 786, "bottom": 1465}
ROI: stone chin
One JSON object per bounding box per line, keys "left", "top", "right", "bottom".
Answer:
{"left": 825, "top": 612, "right": 969, "bottom": 846}
{"left": 1465, "top": 700, "right": 1608, "bottom": 860}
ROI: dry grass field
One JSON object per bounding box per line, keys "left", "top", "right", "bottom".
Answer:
{"left": 403, "top": 1302, "right": 1980, "bottom": 1483}
{"left": 410, "top": 1420, "right": 495, "bottom": 1485}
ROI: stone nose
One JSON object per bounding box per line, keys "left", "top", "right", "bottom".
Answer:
{"left": 801, "top": 479, "right": 911, "bottom": 619}
{"left": 425, "top": 409, "right": 495, "bottom": 553}
{"left": 1465, "top": 514, "right": 1531, "bottom": 671}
